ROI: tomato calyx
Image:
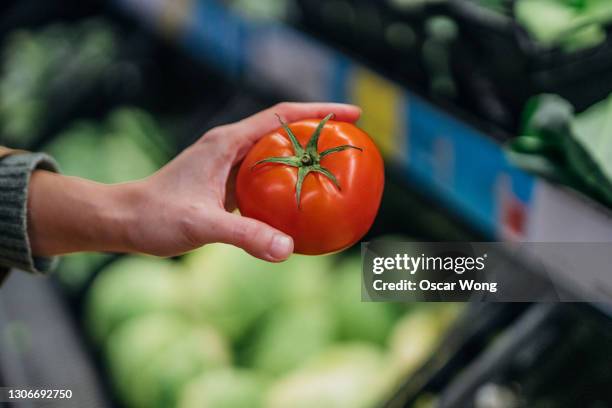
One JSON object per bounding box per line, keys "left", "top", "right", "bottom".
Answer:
{"left": 252, "top": 113, "right": 363, "bottom": 207}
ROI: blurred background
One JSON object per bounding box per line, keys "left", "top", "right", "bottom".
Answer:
{"left": 1, "top": 0, "right": 612, "bottom": 407}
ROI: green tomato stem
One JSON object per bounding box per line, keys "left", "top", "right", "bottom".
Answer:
{"left": 251, "top": 113, "right": 363, "bottom": 208}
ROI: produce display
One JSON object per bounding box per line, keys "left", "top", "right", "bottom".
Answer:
{"left": 0, "top": 19, "right": 119, "bottom": 147}
{"left": 45, "top": 107, "right": 171, "bottom": 183}
{"left": 86, "top": 244, "right": 460, "bottom": 408}
{"left": 296, "top": 0, "right": 612, "bottom": 131}
{"left": 508, "top": 93, "right": 612, "bottom": 207}
{"left": 397, "top": 0, "right": 612, "bottom": 51}
{"left": 236, "top": 115, "right": 384, "bottom": 255}
{"left": 515, "top": 0, "right": 612, "bottom": 51}
{"left": 106, "top": 313, "right": 230, "bottom": 408}
{"left": 179, "top": 368, "right": 267, "bottom": 408}
{"left": 264, "top": 344, "right": 390, "bottom": 408}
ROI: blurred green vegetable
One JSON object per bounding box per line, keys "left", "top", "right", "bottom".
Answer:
{"left": 45, "top": 107, "right": 169, "bottom": 184}
{"left": 184, "top": 245, "right": 339, "bottom": 344}
{"left": 248, "top": 302, "right": 336, "bottom": 377}
{"left": 184, "top": 244, "right": 283, "bottom": 342}
{"left": 132, "top": 324, "right": 231, "bottom": 408}
{"left": 515, "top": 0, "right": 612, "bottom": 51}
{"left": 0, "top": 19, "right": 118, "bottom": 146}
{"left": 568, "top": 94, "right": 612, "bottom": 203}
{"left": 86, "top": 256, "right": 187, "bottom": 344}
{"left": 106, "top": 108, "right": 172, "bottom": 172}
{"left": 275, "top": 254, "right": 333, "bottom": 305}
{"left": 509, "top": 93, "right": 612, "bottom": 206}
{"left": 265, "top": 343, "right": 391, "bottom": 408}
{"left": 332, "top": 256, "right": 401, "bottom": 345}
{"left": 105, "top": 313, "right": 190, "bottom": 406}
{"left": 87, "top": 241, "right": 460, "bottom": 408}
{"left": 178, "top": 368, "right": 267, "bottom": 408}
{"left": 521, "top": 94, "right": 574, "bottom": 143}
{"left": 54, "top": 252, "right": 111, "bottom": 293}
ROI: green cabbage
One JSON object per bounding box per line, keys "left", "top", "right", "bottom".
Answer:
{"left": 274, "top": 254, "right": 333, "bottom": 305}
{"left": 131, "top": 324, "right": 231, "bottom": 408}
{"left": 86, "top": 256, "right": 187, "bottom": 344}
{"left": 105, "top": 313, "right": 190, "bottom": 406}
{"left": 184, "top": 247, "right": 334, "bottom": 341}
{"left": 265, "top": 343, "right": 391, "bottom": 408}
{"left": 247, "top": 302, "right": 336, "bottom": 377}
{"left": 332, "top": 256, "right": 401, "bottom": 345}
{"left": 184, "top": 244, "right": 284, "bottom": 342}
{"left": 515, "top": 0, "right": 612, "bottom": 51}
{"left": 0, "top": 19, "right": 118, "bottom": 146}
{"left": 44, "top": 108, "right": 168, "bottom": 184}
{"left": 178, "top": 368, "right": 267, "bottom": 408}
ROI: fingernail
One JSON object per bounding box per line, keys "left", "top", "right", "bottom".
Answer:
{"left": 269, "top": 234, "right": 293, "bottom": 260}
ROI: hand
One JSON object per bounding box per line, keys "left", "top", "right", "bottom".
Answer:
{"left": 28, "top": 102, "right": 361, "bottom": 261}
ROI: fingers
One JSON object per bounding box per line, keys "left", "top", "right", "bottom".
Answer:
{"left": 207, "top": 211, "right": 294, "bottom": 262}
{"left": 198, "top": 101, "right": 361, "bottom": 167}
{"left": 233, "top": 102, "right": 361, "bottom": 143}
{"left": 270, "top": 101, "right": 362, "bottom": 124}
{"left": 209, "top": 102, "right": 360, "bottom": 164}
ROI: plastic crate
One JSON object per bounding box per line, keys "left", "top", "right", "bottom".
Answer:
{"left": 448, "top": 0, "right": 612, "bottom": 130}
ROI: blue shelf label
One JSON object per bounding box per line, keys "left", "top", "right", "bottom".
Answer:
{"left": 406, "top": 96, "right": 534, "bottom": 238}
{"left": 182, "top": 0, "right": 248, "bottom": 78}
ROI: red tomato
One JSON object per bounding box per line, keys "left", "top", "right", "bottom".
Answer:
{"left": 236, "top": 114, "right": 384, "bottom": 255}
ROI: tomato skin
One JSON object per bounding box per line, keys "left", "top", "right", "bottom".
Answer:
{"left": 236, "top": 119, "right": 385, "bottom": 255}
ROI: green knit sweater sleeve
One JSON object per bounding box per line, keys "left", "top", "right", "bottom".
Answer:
{"left": 0, "top": 151, "right": 59, "bottom": 282}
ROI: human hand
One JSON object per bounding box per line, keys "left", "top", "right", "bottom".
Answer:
{"left": 28, "top": 102, "right": 361, "bottom": 261}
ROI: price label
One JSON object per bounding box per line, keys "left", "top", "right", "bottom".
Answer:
{"left": 349, "top": 67, "right": 407, "bottom": 163}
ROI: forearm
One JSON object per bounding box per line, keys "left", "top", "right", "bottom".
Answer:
{"left": 17, "top": 103, "right": 359, "bottom": 263}
{"left": 27, "top": 170, "right": 140, "bottom": 256}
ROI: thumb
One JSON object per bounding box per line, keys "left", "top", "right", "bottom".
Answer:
{"left": 209, "top": 212, "right": 294, "bottom": 262}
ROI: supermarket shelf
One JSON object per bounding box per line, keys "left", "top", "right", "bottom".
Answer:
{"left": 437, "top": 303, "right": 558, "bottom": 407}
{"left": 384, "top": 303, "right": 530, "bottom": 408}
{"left": 112, "top": 0, "right": 612, "bottom": 298}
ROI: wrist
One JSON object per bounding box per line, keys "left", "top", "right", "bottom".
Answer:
{"left": 107, "top": 180, "right": 147, "bottom": 254}
{"left": 28, "top": 171, "right": 145, "bottom": 256}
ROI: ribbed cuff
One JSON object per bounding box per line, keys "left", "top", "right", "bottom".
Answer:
{"left": 0, "top": 153, "right": 59, "bottom": 274}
